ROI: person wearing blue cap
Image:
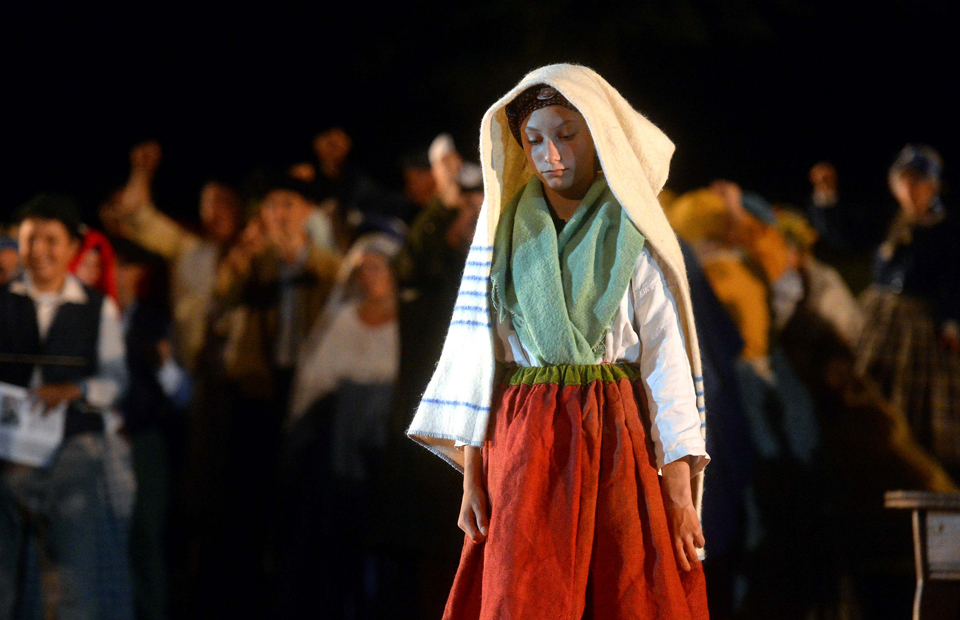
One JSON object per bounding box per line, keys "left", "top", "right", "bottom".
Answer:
{"left": 856, "top": 144, "right": 960, "bottom": 479}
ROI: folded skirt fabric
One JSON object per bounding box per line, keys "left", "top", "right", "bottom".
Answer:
{"left": 443, "top": 363, "right": 708, "bottom": 620}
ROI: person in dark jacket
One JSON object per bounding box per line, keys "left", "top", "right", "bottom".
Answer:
{"left": 115, "top": 238, "right": 190, "bottom": 620}
{"left": 855, "top": 145, "right": 960, "bottom": 478}
{"left": 0, "top": 194, "right": 130, "bottom": 620}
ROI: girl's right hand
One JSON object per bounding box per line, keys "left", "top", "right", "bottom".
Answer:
{"left": 459, "top": 445, "right": 489, "bottom": 543}
{"left": 458, "top": 481, "right": 489, "bottom": 543}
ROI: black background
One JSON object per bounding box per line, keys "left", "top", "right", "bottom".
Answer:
{"left": 3, "top": 1, "right": 957, "bottom": 222}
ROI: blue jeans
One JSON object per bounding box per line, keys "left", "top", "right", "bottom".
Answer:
{"left": 0, "top": 434, "right": 128, "bottom": 620}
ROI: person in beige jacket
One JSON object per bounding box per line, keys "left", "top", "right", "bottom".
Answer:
{"left": 101, "top": 142, "right": 243, "bottom": 372}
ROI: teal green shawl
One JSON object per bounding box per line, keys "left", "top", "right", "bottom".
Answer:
{"left": 490, "top": 175, "right": 646, "bottom": 365}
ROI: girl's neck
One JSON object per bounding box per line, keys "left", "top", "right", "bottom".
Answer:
{"left": 541, "top": 173, "right": 599, "bottom": 222}
{"left": 543, "top": 188, "right": 583, "bottom": 222}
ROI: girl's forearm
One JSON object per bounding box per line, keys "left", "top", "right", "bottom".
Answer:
{"left": 463, "top": 445, "right": 484, "bottom": 489}
{"left": 660, "top": 457, "right": 693, "bottom": 507}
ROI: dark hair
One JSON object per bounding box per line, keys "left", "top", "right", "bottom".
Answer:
{"left": 15, "top": 193, "right": 83, "bottom": 239}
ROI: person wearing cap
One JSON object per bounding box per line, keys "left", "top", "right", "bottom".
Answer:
{"left": 856, "top": 144, "right": 960, "bottom": 478}
{"left": 0, "top": 194, "right": 131, "bottom": 620}
{"left": 406, "top": 65, "right": 708, "bottom": 619}
{"left": 216, "top": 173, "right": 340, "bottom": 406}
{"left": 206, "top": 173, "right": 341, "bottom": 604}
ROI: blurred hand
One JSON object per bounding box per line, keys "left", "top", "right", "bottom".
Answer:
{"left": 224, "top": 214, "right": 267, "bottom": 274}
{"left": 809, "top": 162, "right": 838, "bottom": 194}
{"left": 660, "top": 458, "right": 705, "bottom": 572}
{"left": 433, "top": 152, "right": 463, "bottom": 208}
{"left": 109, "top": 141, "right": 163, "bottom": 223}
{"left": 130, "top": 141, "right": 162, "bottom": 175}
{"left": 225, "top": 218, "right": 266, "bottom": 276}
{"left": 459, "top": 446, "right": 489, "bottom": 544}
{"left": 445, "top": 201, "right": 480, "bottom": 252}
{"left": 32, "top": 383, "right": 83, "bottom": 408}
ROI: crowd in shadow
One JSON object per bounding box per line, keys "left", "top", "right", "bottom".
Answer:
{"left": 1, "top": 130, "right": 957, "bottom": 619}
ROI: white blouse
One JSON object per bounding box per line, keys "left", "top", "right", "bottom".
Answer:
{"left": 492, "top": 247, "right": 709, "bottom": 476}
{"left": 288, "top": 302, "right": 400, "bottom": 421}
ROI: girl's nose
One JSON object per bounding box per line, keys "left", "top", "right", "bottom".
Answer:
{"left": 544, "top": 139, "right": 561, "bottom": 164}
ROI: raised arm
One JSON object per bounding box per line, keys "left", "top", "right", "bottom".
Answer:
{"left": 103, "top": 141, "right": 201, "bottom": 259}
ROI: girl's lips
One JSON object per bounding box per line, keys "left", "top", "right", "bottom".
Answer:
{"left": 543, "top": 169, "right": 565, "bottom": 176}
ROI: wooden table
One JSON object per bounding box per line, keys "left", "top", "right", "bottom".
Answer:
{"left": 885, "top": 491, "right": 960, "bottom": 619}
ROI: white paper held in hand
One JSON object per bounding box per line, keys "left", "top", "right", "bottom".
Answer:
{"left": 0, "top": 381, "right": 67, "bottom": 467}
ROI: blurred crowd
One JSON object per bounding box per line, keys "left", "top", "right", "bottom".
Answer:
{"left": 0, "top": 128, "right": 957, "bottom": 620}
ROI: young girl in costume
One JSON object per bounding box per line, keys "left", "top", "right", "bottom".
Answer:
{"left": 408, "top": 64, "right": 710, "bottom": 619}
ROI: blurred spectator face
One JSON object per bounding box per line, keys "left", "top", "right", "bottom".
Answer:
{"left": 115, "top": 260, "right": 145, "bottom": 310}
{"left": 74, "top": 248, "right": 103, "bottom": 289}
{"left": 17, "top": 218, "right": 80, "bottom": 289}
{"left": 313, "top": 128, "right": 352, "bottom": 172}
{"left": 260, "top": 189, "right": 312, "bottom": 242}
{"left": 355, "top": 252, "right": 395, "bottom": 301}
{"left": 403, "top": 167, "right": 437, "bottom": 207}
{"left": 890, "top": 171, "right": 939, "bottom": 220}
{"left": 200, "top": 182, "right": 242, "bottom": 245}
{"left": 0, "top": 246, "right": 19, "bottom": 284}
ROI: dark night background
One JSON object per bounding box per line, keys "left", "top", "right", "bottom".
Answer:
{"left": 3, "top": 1, "right": 957, "bottom": 223}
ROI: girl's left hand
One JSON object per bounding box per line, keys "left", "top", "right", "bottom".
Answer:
{"left": 660, "top": 457, "right": 705, "bottom": 572}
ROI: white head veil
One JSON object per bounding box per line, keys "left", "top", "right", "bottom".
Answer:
{"left": 407, "top": 63, "right": 706, "bottom": 513}
{"left": 289, "top": 233, "right": 403, "bottom": 422}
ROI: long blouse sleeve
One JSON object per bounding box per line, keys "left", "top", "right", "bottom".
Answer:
{"left": 630, "top": 248, "right": 709, "bottom": 477}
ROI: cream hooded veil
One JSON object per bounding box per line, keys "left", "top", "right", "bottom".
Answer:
{"left": 406, "top": 63, "right": 706, "bottom": 513}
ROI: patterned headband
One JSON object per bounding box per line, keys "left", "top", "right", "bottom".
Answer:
{"left": 505, "top": 84, "right": 578, "bottom": 145}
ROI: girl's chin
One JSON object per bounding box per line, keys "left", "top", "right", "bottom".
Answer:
{"left": 542, "top": 177, "right": 568, "bottom": 191}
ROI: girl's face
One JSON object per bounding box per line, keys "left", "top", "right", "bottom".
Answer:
{"left": 520, "top": 105, "right": 598, "bottom": 200}
{"left": 355, "top": 252, "right": 395, "bottom": 301}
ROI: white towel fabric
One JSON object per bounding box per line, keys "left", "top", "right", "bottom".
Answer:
{"left": 406, "top": 63, "right": 706, "bottom": 514}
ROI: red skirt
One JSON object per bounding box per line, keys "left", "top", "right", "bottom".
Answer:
{"left": 444, "top": 364, "right": 708, "bottom": 620}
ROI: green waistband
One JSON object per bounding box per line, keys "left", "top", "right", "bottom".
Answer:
{"left": 504, "top": 363, "right": 642, "bottom": 387}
